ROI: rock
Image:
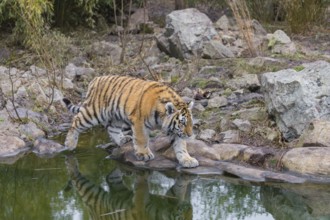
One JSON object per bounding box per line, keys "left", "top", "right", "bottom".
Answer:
{"left": 182, "top": 166, "right": 223, "bottom": 175}
{"left": 212, "top": 143, "right": 249, "bottom": 160}
{"left": 219, "top": 161, "right": 306, "bottom": 183}
{"left": 0, "top": 110, "right": 20, "bottom": 136}
{"left": 267, "top": 30, "right": 296, "bottom": 55}
{"left": 298, "top": 120, "right": 330, "bottom": 147}
{"left": 30, "top": 65, "right": 47, "bottom": 76}
{"left": 64, "top": 63, "right": 95, "bottom": 80}
{"left": 88, "top": 41, "right": 122, "bottom": 64}
{"left": 232, "top": 107, "right": 268, "bottom": 122}
{"left": 197, "top": 129, "right": 216, "bottom": 141}
{"left": 156, "top": 8, "right": 218, "bottom": 59}
{"left": 181, "top": 87, "right": 194, "bottom": 98}
{"left": 248, "top": 56, "right": 283, "bottom": 68}
{"left": 1, "top": 77, "right": 22, "bottom": 96}
{"left": 272, "top": 30, "right": 291, "bottom": 44}
{"left": 220, "top": 130, "right": 240, "bottom": 143}
{"left": 221, "top": 161, "right": 266, "bottom": 182}
{"left": 27, "top": 81, "right": 63, "bottom": 103}
{"left": 221, "top": 34, "right": 236, "bottom": 45}
{"left": 33, "top": 138, "right": 67, "bottom": 156}
{"left": 207, "top": 96, "right": 228, "bottom": 108}
{"left": 144, "top": 56, "right": 159, "bottom": 66}
{"left": 242, "top": 147, "right": 274, "bottom": 165}
{"left": 227, "top": 92, "right": 264, "bottom": 106}
{"left": 215, "top": 15, "right": 230, "bottom": 31}
{"left": 282, "top": 147, "right": 330, "bottom": 176}
{"left": 198, "top": 66, "right": 228, "bottom": 78}
{"left": 0, "top": 136, "right": 28, "bottom": 157}
{"left": 194, "top": 103, "right": 205, "bottom": 111}
{"left": 202, "top": 40, "right": 235, "bottom": 59}
{"left": 14, "top": 86, "right": 28, "bottom": 100}
{"left": 129, "top": 8, "right": 149, "bottom": 32}
{"left": 62, "top": 78, "right": 75, "bottom": 90}
{"left": 19, "top": 122, "right": 45, "bottom": 140}
{"left": 251, "top": 19, "right": 267, "bottom": 36}
{"left": 227, "top": 73, "right": 260, "bottom": 91}
{"left": 11, "top": 108, "right": 48, "bottom": 125}
{"left": 272, "top": 42, "right": 296, "bottom": 55}
{"left": 265, "top": 127, "right": 279, "bottom": 142}
{"left": 260, "top": 61, "right": 330, "bottom": 140}
{"left": 232, "top": 119, "right": 252, "bottom": 132}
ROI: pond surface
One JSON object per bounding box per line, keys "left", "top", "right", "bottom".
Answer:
{"left": 1, "top": 130, "right": 330, "bottom": 220}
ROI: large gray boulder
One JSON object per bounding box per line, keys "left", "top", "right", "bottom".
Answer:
{"left": 282, "top": 147, "right": 330, "bottom": 176}
{"left": 260, "top": 61, "right": 330, "bottom": 140}
{"left": 156, "top": 8, "right": 218, "bottom": 59}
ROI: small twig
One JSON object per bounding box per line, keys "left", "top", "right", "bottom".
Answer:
{"left": 276, "top": 151, "right": 287, "bottom": 170}
{"left": 34, "top": 168, "right": 61, "bottom": 171}
{"left": 100, "top": 209, "right": 126, "bottom": 216}
{"left": 7, "top": 66, "right": 23, "bottom": 122}
{"left": 138, "top": 53, "right": 159, "bottom": 81}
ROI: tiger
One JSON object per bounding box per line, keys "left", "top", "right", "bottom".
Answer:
{"left": 63, "top": 75, "right": 199, "bottom": 168}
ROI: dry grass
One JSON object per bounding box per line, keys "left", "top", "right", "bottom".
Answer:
{"left": 280, "top": 0, "right": 328, "bottom": 34}
{"left": 226, "top": 0, "right": 258, "bottom": 57}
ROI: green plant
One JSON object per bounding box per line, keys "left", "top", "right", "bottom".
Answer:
{"left": 293, "top": 65, "right": 305, "bottom": 72}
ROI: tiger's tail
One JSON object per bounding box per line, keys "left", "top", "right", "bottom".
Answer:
{"left": 63, "top": 98, "right": 80, "bottom": 114}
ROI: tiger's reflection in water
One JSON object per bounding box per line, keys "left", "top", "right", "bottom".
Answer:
{"left": 65, "top": 155, "right": 193, "bottom": 220}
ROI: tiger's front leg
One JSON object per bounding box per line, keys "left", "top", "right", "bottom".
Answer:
{"left": 65, "top": 128, "right": 80, "bottom": 150}
{"left": 172, "top": 137, "right": 199, "bottom": 168}
{"left": 131, "top": 121, "right": 154, "bottom": 161}
{"left": 65, "top": 111, "right": 97, "bottom": 150}
{"left": 65, "top": 114, "right": 85, "bottom": 150}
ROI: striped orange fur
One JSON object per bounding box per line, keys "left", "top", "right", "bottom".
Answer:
{"left": 63, "top": 75, "right": 198, "bottom": 168}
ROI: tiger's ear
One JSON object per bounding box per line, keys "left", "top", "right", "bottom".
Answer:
{"left": 187, "top": 101, "right": 194, "bottom": 110}
{"left": 165, "top": 102, "right": 176, "bottom": 115}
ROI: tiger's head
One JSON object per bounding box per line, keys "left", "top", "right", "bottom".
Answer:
{"left": 162, "top": 102, "right": 194, "bottom": 138}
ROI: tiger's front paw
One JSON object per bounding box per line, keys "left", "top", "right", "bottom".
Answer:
{"left": 179, "top": 157, "right": 199, "bottom": 168}
{"left": 64, "top": 129, "right": 79, "bottom": 150}
{"left": 64, "top": 135, "right": 78, "bottom": 151}
{"left": 135, "top": 149, "right": 155, "bottom": 162}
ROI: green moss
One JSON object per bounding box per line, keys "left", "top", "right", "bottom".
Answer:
{"left": 223, "top": 88, "right": 232, "bottom": 96}
{"left": 293, "top": 65, "right": 305, "bottom": 72}
{"left": 267, "top": 37, "right": 277, "bottom": 49}
{"left": 191, "top": 78, "right": 209, "bottom": 89}
{"left": 171, "top": 75, "right": 180, "bottom": 84}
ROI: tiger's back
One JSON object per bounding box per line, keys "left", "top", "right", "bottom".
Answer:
{"left": 83, "top": 75, "right": 183, "bottom": 126}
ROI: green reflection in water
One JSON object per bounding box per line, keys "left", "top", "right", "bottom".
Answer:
{"left": 1, "top": 128, "right": 330, "bottom": 220}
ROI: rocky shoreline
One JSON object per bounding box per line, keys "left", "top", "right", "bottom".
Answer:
{"left": 1, "top": 8, "right": 330, "bottom": 183}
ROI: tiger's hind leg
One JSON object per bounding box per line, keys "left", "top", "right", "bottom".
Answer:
{"left": 106, "top": 123, "right": 132, "bottom": 146}
{"left": 172, "top": 137, "right": 199, "bottom": 168}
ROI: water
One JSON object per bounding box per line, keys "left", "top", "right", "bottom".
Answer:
{"left": 1, "top": 130, "right": 330, "bottom": 220}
